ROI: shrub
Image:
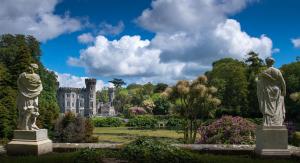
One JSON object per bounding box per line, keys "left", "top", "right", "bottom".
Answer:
{"left": 128, "top": 106, "right": 147, "bottom": 116}
{"left": 292, "top": 132, "right": 300, "bottom": 146}
{"left": 127, "top": 115, "right": 158, "bottom": 129}
{"left": 54, "top": 112, "right": 97, "bottom": 143}
{"left": 153, "top": 97, "right": 170, "bottom": 115}
{"left": 198, "top": 116, "right": 256, "bottom": 144}
{"left": 122, "top": 137, "right": 193, "bottom": 163}
{"left": 166, "top": 117, "right": 185, "bottom": 130}
{"left": 92, "top": 117, "right": 122, "bottom": 127}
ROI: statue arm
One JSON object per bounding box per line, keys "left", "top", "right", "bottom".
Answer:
{"left": 261, "top": 72, "right": 276, "bottom": 81}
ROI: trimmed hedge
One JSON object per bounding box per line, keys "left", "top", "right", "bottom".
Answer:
{"left": 92, "top": 117, "right": 123, "bottom": 127}
{"left": 127, "top": 115, "right": 158, "bottom": 129}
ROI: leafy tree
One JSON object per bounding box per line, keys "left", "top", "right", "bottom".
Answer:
{"left": 109, "top": 78, "right": 126, "bottom": 88}
{"left": 154, "top": 83, "right": 168, "bottom": 93}
{"left": 244, "top": 51, "right": 265, "bottom": 117}
{"left": 280, "top": 61, "right": 300, "bottom": 121}
{"left": 164, "top": 75, "right": 221, "bottom": 143}
{"left": 97, "top": 89, "right": 109, "bottom": 103}
{"left": 206, "top": 58, "right": 249, "bottom": 117}
{"left": 153, "top": 97, "right": 170, "bottom": 115}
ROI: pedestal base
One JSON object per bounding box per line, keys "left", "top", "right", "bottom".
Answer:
{"left": 255, "top": 125, "right": 290, "bottom": 157}
{"left": 7, "top": 129, "right": 53, "bottom": 155}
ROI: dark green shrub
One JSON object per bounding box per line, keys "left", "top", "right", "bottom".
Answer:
{"left": 92, "top": 117, "right": 123, "bottom": 127}
{"left": 127, "top": 115, "right": 158, "bottom": 129}
{"left": 166, "top": 117, "right": 185, "bottom": 130}
{"left": 153, "top": 97, "right": 170, "bottom": 115}
{"left": 292, "top": 132, "right": 300, "bottom": 146}
{"left": 122, "top": 137, "right": 193, "bottom": 163}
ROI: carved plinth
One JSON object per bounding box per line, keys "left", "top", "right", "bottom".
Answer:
{"left": 7, "top": 129, "right": 52, "bottom": 155}
{"left": 255, "top": 125, "right": 290, "bottom": 157}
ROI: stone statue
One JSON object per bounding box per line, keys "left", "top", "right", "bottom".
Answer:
{"left": 17, "top": 63, "right": 43, "bottom": 130}
{"left": 257, "top": 57, "right": 286, "bottom": 126}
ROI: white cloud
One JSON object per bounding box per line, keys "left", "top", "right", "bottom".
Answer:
{"left": 69, "top": 0, "right": 275, "bottom": 84}
{"left": 291, "top": 38, "right": 300, "bottom": 48}
{"left": 0, "top": 0, "right": 82, "bottom": 42}
{"left": 55, "top": 72, "right": 108, "bottom": 91}
{"left": 78, "top": 33, "right": 95, "bottom": 44}
{"left": 99, "top": 21, "right": 124, "bottom": 36}
{"left": 68, "top": 35, "right": 187, "bottom": 82}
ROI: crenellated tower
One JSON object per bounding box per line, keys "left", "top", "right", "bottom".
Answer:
{"left": 84, "top": 78, "right": 97, "bottom": 117}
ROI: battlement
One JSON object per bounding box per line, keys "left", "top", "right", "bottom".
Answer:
{"left": 85, "top": 78, "right": 96, "bottom": 85}
{"left": 58, "top": 87, "right": 84, "bottom": 93}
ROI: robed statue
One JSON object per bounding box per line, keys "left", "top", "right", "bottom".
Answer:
{"left": 257, "top": 57, "right": 286, "bottom": 126}
{"left": 17, "top": 63, "right": 43, "bottom": 130}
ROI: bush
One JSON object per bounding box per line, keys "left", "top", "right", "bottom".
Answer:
{"left": 153, "top": 97, "right": 170, "bottom": 115}
{"left": 198, "top": 116, "right": 256, "bottom": 144}
{"left": 127, "top": 115, "right": 158, "bottom": 129}
{"left": 122, "top": 137, "right": 193, "bottom": 163}
{"left": 54, "top": 112, "right": 97, "bottom": 143}
{"left": 292, "top": 132, "right": 300, "bottom": 146}
{"left": 166, "top": 117, "right": 185, "bottom": 130}
{"left": 92, "top": 117, "right": 122, "bottom": 127}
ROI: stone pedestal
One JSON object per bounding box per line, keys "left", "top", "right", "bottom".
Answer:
{"left": 7, "top": 129, "right": 52, "bottom": 155}
{"left": 255, "top": 125, "right": 290, "bottom": 157}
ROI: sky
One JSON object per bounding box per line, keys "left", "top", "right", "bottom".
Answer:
{"left": 0, "top": 0, "right": 299, "bottom": 90}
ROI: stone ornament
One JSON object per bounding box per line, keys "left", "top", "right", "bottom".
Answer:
{"left": 257, "top": 57, "right": 286, "bottom": 126}
{"left": 17, "top": 63, "right": 43, "bottom": 130}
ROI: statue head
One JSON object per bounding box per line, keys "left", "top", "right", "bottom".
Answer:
{"left": 265, "top": 57, "right": 275, "bottom": 67}
{"left": 28, "top": 63, "right": 39, "bottom": 73}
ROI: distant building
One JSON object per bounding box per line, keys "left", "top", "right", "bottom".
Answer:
{"left": 97, "top": 87, "right": 116, "bottom": 116}
{"left": 57, "top": 78, "right": 97, "bottom": 117}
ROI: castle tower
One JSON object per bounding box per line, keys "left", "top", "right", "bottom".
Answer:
{"left": 84, "top": 78, "right": 96, "bottom": 117}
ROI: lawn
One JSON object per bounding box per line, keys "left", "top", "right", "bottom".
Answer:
{"left": 93, "top": 127, "right": 183, "bottom": 143}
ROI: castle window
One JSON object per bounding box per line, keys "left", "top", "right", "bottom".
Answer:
{"left": 66, "top": 93, "right": 70, "bottom": 98}
{"left": 90, "top": 94, "right": 93, "bottom": 98}
{"left": 72, "top": 102, "right": 74, "bottom": 107}
{"left": 72, "top": 94, "right": 75, "bottom": 98}
{"left": 67, "top": 101, "right": 70, "bottom": 107}
{"left": 90, "top": 102, "right": 93, "bottom": 107}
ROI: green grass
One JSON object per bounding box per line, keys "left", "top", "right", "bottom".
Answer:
{"left": 93, "top": 127, "right": 183, "bottom": 143}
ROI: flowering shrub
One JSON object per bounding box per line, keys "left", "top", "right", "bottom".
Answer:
{"left": 198, "top": 116, "right": 256, "bottom": 144}
{"left": 128, "top": 106, "right": 147, "bottom": 116}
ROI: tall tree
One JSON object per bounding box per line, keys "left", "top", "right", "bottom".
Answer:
{"left": 109, "top": 78, "right": 126, "bottom": 88}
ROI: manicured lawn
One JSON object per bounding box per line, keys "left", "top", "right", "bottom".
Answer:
{"left": 93, "top": 127, "right": 183, "bottom": 143}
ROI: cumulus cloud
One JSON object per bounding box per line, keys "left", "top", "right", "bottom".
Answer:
{"left": 70, "top": 0, "right": 275, "bottom": 84}
{"left": 99, "top": 21, "right": 124, "bottom": 36}
{"left": 68, "top": 35, "right": 188, "bottom": 82}
{"left": 0, "top": 0, "right": 82, "bottom": 42}
{"left": 55, "top": 72, "right": 109, "bottom": 91}
{"left": 78, "top": 33, "right": 95, "bottom": 44}
{"left": 291, "top": 38, "right": 300, "bottom": 48}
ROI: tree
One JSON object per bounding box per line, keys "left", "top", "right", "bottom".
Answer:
{"left": 164, "top": 75, "right": 221, "bottom": 143}
{"left": 206, "top": 58, "right": 249, "bottom": 117}
{"left": 109, "top": 78, "right": 126, "bottom": 88}
{"left": 244, "top": 51, "right": 266, "bottom": 118}
{"left": 154, "top": 83, "right": 168, "bottom": 93}
{"left": 153, "top": 97, "right": 170, "bottom": 115}
{"left": 280, "top": 61, "right": 300, "bottom": 121}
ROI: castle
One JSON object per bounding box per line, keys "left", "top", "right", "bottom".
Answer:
{"left": 57, "top": 78, "right": 97, "bottom": 117}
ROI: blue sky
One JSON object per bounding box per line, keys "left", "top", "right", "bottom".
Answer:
{"left": 1, "top": 0, "right": 300, "bottom": 89}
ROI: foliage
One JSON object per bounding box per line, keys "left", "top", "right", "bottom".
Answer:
{"left": 0, "top": 34, "right": 59, "bottom": 139}
{"left": 154, "top": 83, "right": 168, "bottom": 93}
{"left": 164, "top": 75, "right": 221, "bottom": 143}
{"left": 142, "top": 98, "right": 155, "bottom": 113}
{"left": 166, "top": 117, "right": 185, "bottom": 130}
{"left": 54, "top": 112, "right": 97, "bottom": 143}
{"left": 281, "top": 61, "right": 300, "bottom": 121}
{"left": 128, "top": 106, "right": 147, "bottom": 116}
{"left": 198, "top": 116, "right": 256, "bottom": 144}
{"left": 96, "top": 89, "right": 109, "bottom": 103}
{"left": 291, "top": 132, "right": 300, "bottom": 147}
{"left": 122, "top": 137, "right": 193, "bottom": 163}
{"left": 109, "top": 78, "right": 126, "bottom": 88}
{"left": 127, "top": 115, "right": 158, "bottom": 129}
{"left": 290, "top": 92, "right": 300, "bottom": 102}
{"left": 92, "top": 117, "right": 123, "bottom": 127}
{"left": 153, "top": 97, "right": 170, "bottom": 115}
{"left": 207, "top": 58, "right": 250, "bottom": 117}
